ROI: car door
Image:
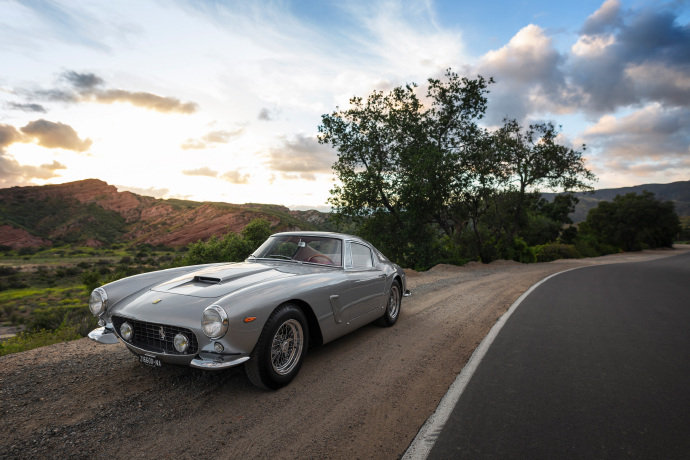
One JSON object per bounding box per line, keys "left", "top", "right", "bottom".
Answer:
{"left": 338, "top": 241, "right": 387, "bottom": 323}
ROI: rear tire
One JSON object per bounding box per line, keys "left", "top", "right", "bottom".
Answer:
{"left": 376, "top": 282, "right": 401, "bottom": 327}
{"left": 245, "top": 304, "right": 309, "bottom": 390}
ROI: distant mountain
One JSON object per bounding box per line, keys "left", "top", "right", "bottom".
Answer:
{"left": 2, "top": 179, "right": 688, "bottom": 249}
{"left": 542, "top": 180, "right": 690, "bottom": 223}
{"left": 0, "top": 179, "right": 331, "bottom": 249}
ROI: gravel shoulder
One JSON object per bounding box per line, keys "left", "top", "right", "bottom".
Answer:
{"left": 1, "top": 247, "right": 686, "bottom": 459}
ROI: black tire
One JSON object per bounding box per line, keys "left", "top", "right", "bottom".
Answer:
{"left": 245, "top": 304, "right": 309, "bottom": 390}
{"left": 376, "top": 281, "right": 401, "bottom": 327}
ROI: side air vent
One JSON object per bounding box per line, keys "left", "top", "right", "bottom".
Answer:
{"left": 194, "top": 275, "right": 221, "bottom": 284}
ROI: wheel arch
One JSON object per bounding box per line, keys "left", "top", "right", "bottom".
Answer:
{"left": 392, "top": 275, "right": 403, "bottom": 291}
{"left": 280, "top": 299, "right": 323, "bottom": 347}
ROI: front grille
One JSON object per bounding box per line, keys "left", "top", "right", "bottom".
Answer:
{"left": 112, "top": 315, "right": 199, "bottom": 355}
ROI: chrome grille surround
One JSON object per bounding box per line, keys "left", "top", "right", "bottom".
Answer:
{"left": 112, "top": 315, "right": 199, "bottom": 355}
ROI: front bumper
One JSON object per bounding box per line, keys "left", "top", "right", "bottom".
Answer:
{"left": 88, "top": 326, "right": 119, "bottom": 344}
{"left": 87, "top": 326, "right": 250, "bottom": 370}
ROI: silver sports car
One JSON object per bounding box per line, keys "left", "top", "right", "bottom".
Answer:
{"left": 88, "top": 232, "right": 410, "bottom": 389}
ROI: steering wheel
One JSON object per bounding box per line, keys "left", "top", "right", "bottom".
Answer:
{"left": 307, "top": 254, "right": 334, "bottom": 265}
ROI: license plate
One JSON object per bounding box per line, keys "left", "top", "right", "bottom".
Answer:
{"left": 139, "top": 354, "right": 162, "bottom": 367}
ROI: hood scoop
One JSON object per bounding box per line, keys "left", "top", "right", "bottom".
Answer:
{"left": 189, "top": 265, "right": 274, "bottom": 285}
{"left": 194, "top": 275, "right": 221, "bottom": 284}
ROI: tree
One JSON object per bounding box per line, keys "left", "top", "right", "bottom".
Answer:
{"left": 241, "top": 218, "right": 272, "bottom": 249}
{"left": 493, "top": 119, "right": 595, "bottom": 237}
{"left": 319, "top": 70, "right": 492, "bottom": 267}
{"left": 320, "top": 70, "right": 597, "bottom": 266}
{"left": 581, "top": 192, "right": 680, "bottom": 251}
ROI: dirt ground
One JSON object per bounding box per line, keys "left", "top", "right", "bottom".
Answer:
{"left": 1, "top": 247, "right": 686, "bottom": 459}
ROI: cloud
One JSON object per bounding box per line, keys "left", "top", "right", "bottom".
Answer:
{"left": 8, "top": 102, "right": 47, "bottom": 113}
{"left": 258, "top": 108, "right": 272, "bottom": 120}
{"left": 267, "top": 134, "right": 336, "bottom": 173}
{"left": 472, "top": 1, "right": 690, "bottom": 123}
{"left": 477, "top": 24, "right": 570, "bottom": 123}
{"left": 0, "top": 124, "right": 24, "bottom": 148}
{"left": 580, "top": 0, "right": 623, "bottom": 35}
{"left": 582, "top": 104, "right": 690, "bottom": 177}
{"left": 115, "top": 184, "right": 169, "bottom": 199}
{"left": 0, "top": 125, "right": 66, "bottom": 186}
{"left": 63, "top": 71, "right": 104, "bottom": 90}
{"left": 88, "top": 89, "right": 198, "bottom": 113}
{"left": 33, "top": 89, "right": 79, "bottom": 103}
{"left": 182, "top": 167, "right": 218, "bottom": 177}
{"left": 0, "top": 157, "right": 66, "bottom": 186}
{"left": 181, "top": 128, "right": 245, "bottom": 149}
{"left": 568, "top": 1, "right": 690, "bottom": 113}
{"left": 22, "top": 71, "right": 198, "bottom": 114}
{"left": 281, "top": 172, "right": 316, "bottom": 181}
{"left": 221, "top": 170, "right": 250, "bottom": 184}
{"left": 20, "top": 119, "right": 92, "bottom": 152}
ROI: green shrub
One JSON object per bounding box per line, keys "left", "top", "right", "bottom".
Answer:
{"left": 81, "top": 270, "right": 101, "bottom": 292}
{"left": 179, "top": 218, "right": 272, "bottom": 265}
{"left": 534, "top": 243, "right": 580, "bottom": 262}
{"left": 27, "top": 304, "right": 96, "bottom": 332}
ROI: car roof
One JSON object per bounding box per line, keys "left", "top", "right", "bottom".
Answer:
{"left": 271, "top": 231, "right": 366, "bottom": 243}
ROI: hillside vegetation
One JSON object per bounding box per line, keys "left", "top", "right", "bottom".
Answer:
{"left": 542, "top": 180, "right": 690, "bottom": 223}
{"left": 0, "top": 179, "right": 331, "bottom": 249}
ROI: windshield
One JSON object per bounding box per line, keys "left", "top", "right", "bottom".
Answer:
{"left": 251, "top": 235, "right": 343, "bottom": 267}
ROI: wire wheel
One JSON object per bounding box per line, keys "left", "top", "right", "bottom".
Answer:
{"left": 387, "top": 284, "right": 401, "bottom": 320}
{"left": 270, "top": 319, "right": 304, "bottom": 376}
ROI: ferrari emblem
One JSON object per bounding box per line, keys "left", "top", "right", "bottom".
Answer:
{"left": 159, "top": 326, "right": 166, "bottom": 340}
{"left": 152, "top": 299, "right": 162, "bottom": 304}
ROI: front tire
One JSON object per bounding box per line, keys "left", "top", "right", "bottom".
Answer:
{"left": 245, "top": 304, "right": 309, "bottom": 390}
{"left": 376, "top": 282, "right": 401, "bottom": 327}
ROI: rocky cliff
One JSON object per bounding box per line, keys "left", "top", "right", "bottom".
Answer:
{"left": 0, "top": 179, "right": 330, "bottom": 249}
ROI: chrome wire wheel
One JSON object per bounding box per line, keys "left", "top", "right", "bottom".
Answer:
{"left": 387, "top": 284, "right": 401, "bottom": 320}
{"left": 270, "top": 319, "right": 304, "bottom": 376}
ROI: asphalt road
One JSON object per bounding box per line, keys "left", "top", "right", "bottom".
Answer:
{"left": 427, "top": 252, "right": 690, "bottom": 459}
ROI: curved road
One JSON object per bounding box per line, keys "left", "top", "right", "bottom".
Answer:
{"left": 423, "top": 252, "right": 690, "bottom": 459}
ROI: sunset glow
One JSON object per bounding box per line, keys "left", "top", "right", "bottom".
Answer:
{"left": 1, "top": 0, "right": 688, "bottom": 208}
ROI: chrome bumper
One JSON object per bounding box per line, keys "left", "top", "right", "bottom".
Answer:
{"left": 89, "top": 326, "right": 250, "bottom": 370}
{"left": 88, "top": 326, "right": 120, "bottom": 344}
{"left": 190, "top": 354, "right": 250, "bottom": 370}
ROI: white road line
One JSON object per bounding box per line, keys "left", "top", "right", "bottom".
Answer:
{"left": 402, "top": 267, "right": 583, "bottom": 460}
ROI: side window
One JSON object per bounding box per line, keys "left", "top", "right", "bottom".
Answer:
{"left": 350, "top": 242, "right": 373, "bottom": 269}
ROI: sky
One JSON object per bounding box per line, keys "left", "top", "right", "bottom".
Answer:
{"left": 1, "top": 0, "right": 689, "bottom": 210}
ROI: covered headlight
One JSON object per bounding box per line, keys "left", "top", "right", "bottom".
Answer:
{"left": 120, "top": 322, "right": 133, "bottom": 341}
{"left": 89, "top": 287, "right": 108, "bottom": 316}
{"left": 201, "top": 305, "right": 228, "bottom": 339}
{"left": 174, "top": 333, "right": 189, "bottom": 353}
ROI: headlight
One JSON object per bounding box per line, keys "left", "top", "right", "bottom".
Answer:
{"left": 174, "top": 333, "right": 189, "bottom": 353}
{"left": 201, "top": 305, "right": 228, "bottom": 339}
{"left": 89, "top": 287, "right": 108, "bottom": 316}
{"left": 120, "top": 322, "right": 133, "bottom": 341}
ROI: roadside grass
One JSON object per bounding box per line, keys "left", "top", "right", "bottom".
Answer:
{"left": 0, "top": 324, "right": 82, "bottom": 356}
{"left": 0, "top": 246, "right": 177, "bottom": 356}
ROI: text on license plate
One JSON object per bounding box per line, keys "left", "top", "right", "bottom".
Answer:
{"left": 139, "top": 355, "right": 162, "bottom": 367}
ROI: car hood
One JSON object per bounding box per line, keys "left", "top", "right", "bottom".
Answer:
{"left": 149, "top": 261, "right": 297, "bottom": 299}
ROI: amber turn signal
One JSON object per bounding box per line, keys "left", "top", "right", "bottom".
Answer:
{"left": 243, "top": 316, "right": 257, "bottom": 323}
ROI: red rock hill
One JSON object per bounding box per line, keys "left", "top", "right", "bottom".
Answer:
{"left": 0, "top": 179, "right": 329, "bottom": 248}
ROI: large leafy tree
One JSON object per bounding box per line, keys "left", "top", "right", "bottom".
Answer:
{"left": 319, "top": 70, "right": 596, "bottom": 267}
{"left": 319, "top": 70, "right": 493, "bottom": 266}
